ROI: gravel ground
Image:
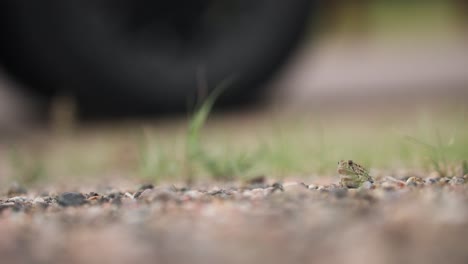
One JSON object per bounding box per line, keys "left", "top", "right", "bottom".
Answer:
{"left": 2, "top": 174, "right": 468, "bottom": 264}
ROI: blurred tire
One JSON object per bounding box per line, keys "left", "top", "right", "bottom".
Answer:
{"left": 0, "top": 0, "right": 314, "bottom": 118}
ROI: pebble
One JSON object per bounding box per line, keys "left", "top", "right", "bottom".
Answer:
{"left": 282, "top": 182, "right": 308, "bottom": 192}
{"left": 1, "top": 197, "right": 31, "bottom": 211}
{"left": 124, "top": 192, "right": 134, "bottom": 199}
{"left": 33, "top": 197, "right": 45, "bottom": 204}
{"left": 207, "top": 187, "right": 222, "bottom": 195}
{"left": 33, "top": 197, "right": 48, "bottom": 208}
{"left": 0, "top": 172, "right": 465, "bottom": 216}
{"left": 440, "top": 177, "right": 451, "bottom": 183}
{"left": 57, "top": 192, "right": 87, "bottom": 207}
{"left": 406, "top": 177, "right": 424, "bottom": 187}
{"left": 384, "top": 176, "right": 406, "bottom": 185}
{"left": 425, "top": 177, "right": 439, "bottom": 185}
{"left": 7, "top": 196, "right": 30, "bottom": 203}
{"left": 137, "top": 188, "right": 176, "bottom": 202}
{"left": 209, "top": 189, "right": 232, "bottom": 199}
{"left": 359, "top": 181, "right": 374, "bottom": 190}
{"left": 271, "top": 182, "right": 284, "bottom": 192}
{"left": 0, "top": 202, "right": 16, "bottom": 211}
{"left": 449, "top": 177, "right": 465, "bottom": 185}
{"left": 317, "top": 186, "right": 328, "bottom": 192}
{"left": 183, "top": 190, "right": 204, "bottom": 200}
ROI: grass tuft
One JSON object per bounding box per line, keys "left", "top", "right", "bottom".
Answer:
{"left": 8, "top": 145, "right": 47, "bottom": 186}
{"left": 185, "top": 77, "right": 259, "bottom": 181}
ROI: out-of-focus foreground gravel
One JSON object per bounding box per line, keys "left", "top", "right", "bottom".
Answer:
{"left": 1, "top": 174, "right": 468, "bottom": 264}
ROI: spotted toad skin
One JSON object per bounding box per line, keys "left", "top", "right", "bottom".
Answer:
{"left": 337, "top": 160, "right": 374, "bottom": 188}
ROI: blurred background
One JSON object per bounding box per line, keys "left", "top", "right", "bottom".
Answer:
{"left": 0, "top": 1, "right": 467, "bottom": 129}
{"left": 0, "top": 1, "right": 467, "bottom": 184}
{"left": 272, "top": 1, "right": 468, "bottom": 112}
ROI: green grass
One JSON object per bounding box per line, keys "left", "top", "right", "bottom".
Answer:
{"left": 184, "top": 77, "right": 260, "bottom": 182}
{"left": 136, "top": 77, "right": 259, "bottom": 183}
{"left": 7, "top": 144, "right": 47, "bottom": 186}
{"left": 402, "top": 110, "right": 467, "bottom": 177}
{"left": 137, "top": 127, "right": 180, "bottom": 182}
{"left": 135, "top": 106, "right": 467, "bottom": 181}
{"left": 2, "top": 106, "right": 467, "bottom": 185}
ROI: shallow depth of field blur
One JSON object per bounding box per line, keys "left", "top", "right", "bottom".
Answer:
{"left": 1, "top": 3, "right": 468, "bottom": 264}
{"left": 0, "top": 1, "right": 466, "bottom": 187}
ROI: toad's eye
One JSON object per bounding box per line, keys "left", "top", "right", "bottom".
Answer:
{"left": 348, "top": 160, "right": 353, "bottom": 165}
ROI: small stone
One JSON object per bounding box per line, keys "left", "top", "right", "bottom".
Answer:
{"left": 0, "top": 202, "right": 16, "bottom": 211}
{"left": 86, "top": 192, "right": 100, "bottom": 198}
{"left": 359, "top": 181, "right": 374, "bottom": 190}
{"left": 124, "top": 192, "right": 134, "bottom": 199}
{"left": 271, "top": 182, "right": 284, "bottom": 192}
{"left": 134, "top": 189, "right": 153, "bottom": 200}
{"left": 440, "top": 177, "right": 451, "bottom": 183}
{"left": 57, "top": 192, "right": 86, "bottom": 207}
{"left": 425, "top": 177, "right": 439, "bottom": 185}
{"left": 308, "top": 184, "right": 318, "bottom": 190}
{"left": 137, "top": 188, "right": 176, "bottom": 202}
{"left": 384, "top": 176, "right": 405, "bottom": 183}
{"left": 183, "top": 190, "right": 203, "bottom": 200}
{"left": 2, "top": 197, "right": 29, "bottom": 211}
{"left": 317, "top": 186, "right": 328, "bottom": 192}
{"left": 208, "top": 188, "right": 231, "bottom": 198}
{"left": 406, "top": 177, "right": 424, "bottom": 187}
{"left": 110, "top": 197, "right": 122, "bottom": 206}
{"left": 208, "top": 187, "right": 222, "bottom": 195}
{"left": 107, "top": 192, "right": 121, "bottom": 198}
{"left": 33, "top": 197, "right": 45, "bottom": 204}
{"left": 85, "top": 192, "right": 102, "bottom": 204}
{"left": 43, "top": 196, "right": 56, "bottom": 204}
{"left": 33, "top": 197, "right": 48, "bottom": 208}
{"left": 464, "top": 174, "right": 468, "bottom": 180}
{"left": 283, "top": 182, "right": 308, "bottom": 192}
{"left": 7, "top": 196, "right": 29, "bottom": 203}
{"left": 132, "top": 190, "right": 144, "bottom": 199}
{"left": 87, "top": 195, "right": 101, "bottom": 202}
{"left": 449, "top": 177, "right": 465, "bottom": 185}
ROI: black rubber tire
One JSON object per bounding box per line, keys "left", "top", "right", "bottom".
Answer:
{"left": 0, "top": 0, "right": 315, "bottom": 118}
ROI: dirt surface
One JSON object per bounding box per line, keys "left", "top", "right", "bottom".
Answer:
{"left": 2, "top": 174, "right": 468, "bottom": 264}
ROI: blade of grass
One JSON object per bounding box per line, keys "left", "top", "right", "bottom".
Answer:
{"left": 185, "top": 76, "right": 236, "bottom": 182}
